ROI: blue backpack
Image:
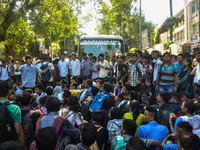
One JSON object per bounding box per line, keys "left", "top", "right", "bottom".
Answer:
{"left": 89, "top": 92, "right": 109, "bottom": 112}
{"left": 40, "top": 63, "right": 51, "bottom": 81}
{"left": 114, "top": 136, "right": 127, "bottom": 150}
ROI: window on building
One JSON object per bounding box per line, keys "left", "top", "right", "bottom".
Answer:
{"left": 193, "top": 24, "right": 197, "bottom": 34}
{"left": 174, "top": 34, "right": 176, "bottom": 41}
{"left": 197, "top": 0, "right": 199, "bottom": 10}
{"left": 192, "top": 2, "right": 196, "bottom": 14}
{"left": 181, "top": 31, "right": 183, "bottom": 41}
{"left": 177, "top": 33, "right": 180, "bottom": 40}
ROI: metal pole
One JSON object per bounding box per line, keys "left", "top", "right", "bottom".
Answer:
{"left": 139, "top": 0, "right": 142, "bottom": 49}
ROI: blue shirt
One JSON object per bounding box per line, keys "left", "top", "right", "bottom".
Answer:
{"left": 138, "top": 121, "right": 169, "bottom": 150}
{"left": 163, "top": 144, "right": 178, "bottom": 150}
{"left": 19, "top": 64, "right": 42, "bottom": 88}
{"left": 194, "top": 63, "right": 200, "bottom": 84}
{"left": 15, "top": 88, "right": 23, "bottom": 95}
{"left": 34, "top": 92, "right": 46, "bottom": 104}
{"left": 53, "top": 86, "right": 62, "bottom": 98}
{"left": 79, "top": 87, "right": 92, "bottom": 106}
{"left": 176, "top": 62, "right": 184, "bottom": 76}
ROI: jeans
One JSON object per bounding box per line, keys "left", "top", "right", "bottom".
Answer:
{"left": 159, "top": 85, "right": 174, "bottom": 93}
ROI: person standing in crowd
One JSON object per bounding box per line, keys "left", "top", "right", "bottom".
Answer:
{"left": 128, "top": 53, "right": 145, "bottom": 92}
{"left": 81, "top": 53, "right": 91, "bottom": 80}
{"left": 15, "top": 55, "right": 52, "bottom": 90}
{"left": 156, "top": 52, "right": 178, "bottom": 93}
{"left": 58, "top": 53, "right": 71, "bottom": 86}
{"left": 98, "top": 53, "right": 110, "bottom": 82}
{"left": 135, "top": 50, "right": 143, "bottom": 63}
{"left": 106, "top": 55, "right": 113, "bottom": 79}
{"left": 117, "top": 55, "right": 128, "bottom": 83}
{"left": 90, "top": 56, "right": 99, "bottom": 80}
{"left": 176, "top": 54, "right": 185, "bottom": 76}
{"left": 70, "top": 53, "right": 81, "bottom": 79}
{"left": 13, "top": 60, "right": 22, "bottom": 84}
{"left": 9, "top": 59, "right": 15, "bottom": 81}
{"left": 0, "top": 60, "right": 11, "bottom": 82}
{"left": 194, "top": 50, "right": 200, "bottom": 89}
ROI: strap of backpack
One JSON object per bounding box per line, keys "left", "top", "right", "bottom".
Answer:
{"left": 35, "top": 116, "right": 42, "bottom": 133}
{"left": 111, "top": 120, "right": 121, "bottom": 128}
{"left": 97, "top": 127, "right": 103, "bottom": 132}
{"left": 52, "top": 116, "right": 65, "bottom": 133}
{"left": 38, "top": 108, "right": 45, "bottom": 115}
{"left": 66, "top": 112, "right": 75, "bottom": 119}
{"left": 24, "top": 110, "right": 35, "bottom": 118}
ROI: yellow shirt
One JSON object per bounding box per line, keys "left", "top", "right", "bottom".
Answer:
{"left": 70, "top": 89, "right": 79, "bottom": 94}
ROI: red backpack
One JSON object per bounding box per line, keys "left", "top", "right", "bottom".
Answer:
{"left": 29, "top": 116, "right": 65, "bottom": 150}
{"left": 37, "top": 108, "right": 45, "bottom": 116}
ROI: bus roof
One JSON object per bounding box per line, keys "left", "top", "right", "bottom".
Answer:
{"left": 80, "top": 35, "right": 123, "bottom": 40}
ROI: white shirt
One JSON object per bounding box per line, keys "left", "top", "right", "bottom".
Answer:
{"left": 0, "top": 66, "right": 10, "bottom": 80}
{"left": 58, "top": 60, "right": 70, "bottom": 77}
{"left": 98, "top": 60, "right": 110, "bottom": 78}
{"left": 13, "top": 64, "right": 21, "bottom": 75}
{"left": 70, "top": 59, "right": 80, "bottom": 76}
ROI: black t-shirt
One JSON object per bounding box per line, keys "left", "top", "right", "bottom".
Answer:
{"left": 101, "top": 96, "right": 115, "bottom": 110}
{"left": 118, "top": 64, "right": 128, "bottom": 81}
{"left": 21, "top": 110, "right": 41, "bottom": 133}
{"left": 95, "top": 126, "right": 108, "bottom": 150}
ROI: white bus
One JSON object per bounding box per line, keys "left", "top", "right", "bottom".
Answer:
{"left": 78, "top": 35, "right": 125, "bottom": 58}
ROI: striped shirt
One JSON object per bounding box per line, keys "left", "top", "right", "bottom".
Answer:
{"left": 158, "top": 62, "right": 177, "bottom": 86}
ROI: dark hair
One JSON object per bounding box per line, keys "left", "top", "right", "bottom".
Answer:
{"left": 140, "top": 83, "right": 147, "bottom": 90}
{"left": 152, "top": 50, "right": 159, "bottom": 56}
{"left": 39, "top": 95, "right": 49, "bottom": 106}
{"left": 45, "top": 97, "right": 60, "bottom": 112}
{"left": 147, "top": 95, "right": 157, "bottom": 105}
{"left": 71, "top": 82, "right": 78, "bottom": 89}
{"left": 63, "top": 90, "right": 71, "bottom": 99}
{"left": 30, "top": 94, "right": 36, "bottom": 104}
{"left": 143, "top": 54, "right": 151, "bottom": 62}
{"left": 159, "top": 91, "right": 171, "bottom": 103}
{"left": 177, "top": 121, "right": 193, "bottom": 132}
{"left": 104, "top": 82, "right": 112, "bottom": 93}
{"left": 124, "top": 84, "right": 132, "bottom": 93}
{"left": 145, "top": 107, "right": 157, "bottom": 121}
{"left": 25, "top": 55, "right": 32, "bottom": 60}
{"left": 171, "top": 54, "right": 177, "bottom": 59}
{"left": 83, "top": 53, "right": 87, "bottom": 56}
{"left": 18, "top": 82, "right": 22, "bottom": 86}
{"left": 123, "top": 119, "right": 137, "bottom": 136}
{"left": 184, "top": 99, "right": 196, "bottom": 114}
{"left": 71, "top": 52, "right": 76, "bottom": 56}
{"left": 119, "top": 54, "right": 126, "bottom": 60}
{"left": 10, "top": 91, "right": 15, "bottom": 95}
{"left": 126, "top": 137, "right": 147, "bottom": 150}
{"left": 184, "top": 92, "right": 194, "bottom": 99}
{"left": 35, "top": 127, "right": 57, "bottom": 150}
{"left": 130, "top": 53, "right": 137, "bottom": 58}
{"left": 195, "top": 89, "right": 200, "bottom": 96}
{"left": 61, "top": 79, "right": 67, "bottom": 85}
{"left": 63, "top": 98, "right": 68, "bottom": 106}
{"left": 116, "top": 81, "right": 122, "bottom": 88}
{"left": 68, "top": 96, "right": 79, "bottom": 112}
{"left": 96, "top": 79, "right": 102, "bottom": 84}
{"left": 99, "top": 53, "right": 104, "bottom": 58}
{"left": 109, "top": 107, "right": 122, "bottom": 120}
{"left": 91, "top": 87, "right": 99, "bottom": 96}
{"left": 0, "top": 141, "right": 24, "bottom": 150}
{"left": 129, "top": 90, "right": 138, "bottom": 100}
{"left": 106, "top": 55, "right": 110, "bottom": 59}
{"left": 82, "top": 123, "right": 97, "bottom": 146}
{"left": 92, "top": 56, "right": 97, "bottom": 61}
{"left": 35, "top": 84, "right": 43, "bottom": 90}
{"left": 91, "top": 109, "right": 103, "bottom": 123}
{"left": 179, "top": 132, "right": 200, "bottom": 150}
{"left": 62, "top": 84, "right": 69, "bottom": 90}
{"left": 0, "top": 81, "right": 9, "bottom": 97}
{"left": 135, "top": 50, "right": 143, "bottom": 57}
{"left": 163, "top": 52, "right": 171, "bottom": 57}
{"left": 88, "top": 53, "right": 93, "bottom": 56}
{"left": 171, "top": 92, "right": 181, "bottom": 102}
{"left": 18, "top": 91, "right": 31, "bottom": 106}
{"left": 86, "top": 79, "right": 92, "bottom": 87}
{"left": 184, "top": 57, "right": 192, "bottom": 68}
{"left": 25, "top": 89, "right": 33, "bottom": 94}
{"left": 11, "top": 82, "right": 17, "bottom": 86}
{"left": 45, "top": 86, "right": 53, "bottom": 95}
{"left": 130, "top": 101, "right": 140, "bottom": 121}
{"left": 178, "top": 54, "right": 185, "bottom": 59}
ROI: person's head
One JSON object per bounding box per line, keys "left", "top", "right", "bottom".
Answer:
{"left": 109, "top": 107, "right": 123, "bottom": 120}
{"left": 130, "top": 53, "right": 138, "bottom": 63}
{"left": 122, "top": 84, "right": 131, "bottom": 95}
{"left": 18, "top": 91, "right": 31, "bottom": 106}
{"left": 81, "top": 123, "right": 97, "bottom": 146}
{"left": 35, "top": 84, "right": 43, "bottom": 95}
{"left": 171, "top": 55, "right": 177, "bottom": 63}
{"left": 106, "top": 55, "right": 110, "bottom": 61}
{"left": 196, "top": 50, "right": 200, "bottom": 62}
{"left": 45, "top": 97, "right": 60, "bottom": 112}
{"left": 45, "top": 86, "right": 53, "bottom": 96}
{"left": 11, "top": 82, "right": 17, "bottom": 90}
{"left": 60, "top": 53, "right": 65, "bottom": 60}
{"left": 71, "top": 52, "right": 76, "bottom": 60}
{"left": 121, "top": 119, "right": 137, "bottom": 136}
{"left": 181, "top": 99, "right": 195, "bottom": 115}
{"left": 67, "top": 96, "right": 79, "bottom": 112}
{"left": 91, "top": 86, "right": 99, "bottom": 97}
{"left": 195, "top": 89, "right": 200, "bottom": 100}
{"left": 129, "top": 90, "right": 138, "bottom": 100}
{"left": 25, "top": 88, "right": 33, "bottom": 94}
{"left": 177, "top": 54, "right": 185, "bottom": 64}
{"left": 135, "top": 50, "right": 143, "bottom": 58}
{"left": 151, "top": 50, "right": 160, "bottom": 59}
{"left": 83, "top": 53, "right": 87, "bottom": 60}
{"left": 129, "top": 100, "right": 140, "bottom": 121}
{"left": 140, "top": 83, "right": 147, "bottom": 92}
{"left": 119, "top": 55, "right": 125, "bottom": 63}
{"left": 62, "top": 84, "right": 69, "bottom": 91}
{"left": 147, "top": 95, "right": 157, "bottom": 106}
{"left": 192, "top": 58, "right": 198, "bottom": 67}
{"left": 39, "top": 95, "right": 49, "bottom": 108}
{"left": 85, "top": 79, "right": 92, "bottom": 89}
{"left": 62, "top": 90, "right": 71, "bottom": 99}
{"left": 98, "top": 53, "right": 104, "bottom": 61}
{"left": 91, "top": 56, "right": 97, "bottom": 63}
{"left": 143, "top": 107, "right": 157, "bottom": 123}
{"left": 0, "top": 141, "right": 24, "bottom": 150}
{"left": 143, "top": 54, "right": 151, "bottom": 64}
{"left": 88, "top": 53, "right": 93, "bottom": 60}
{"left": 157, "top": 91, "right": 171, "bottom": 103}
{"left": 163, "top": 52, "right": 171, "bottom": 62}
{"left": 116, "top": 81, "right": 122, "bottom": 89}
{"left": 70, "top": 82, "right": 78, "bottom": 90}
{"left": 176, "top": 121, "right": 193, "bottom": 138}
{"left": 0, "top": 81, "right": 10, "bottom": 98}
{"left": 18, "top": 82, "right": 23, "bottom": 90}
{"left": 179, "top": 132, "right": 200, "bottom": 150}
{"left": 91, "top": 109, "right": 103, "bottom": 123}
{"left": 25, "top": 55, "right": 32, "bottom": 65}
{"left": 96, "top": 80, "right": 102, "bottom": 89}
{"left": 126, "top": 137, "right": 147, "bottom": 150}
{"left": 169, "top": 92, "right": 181, "bottom": 103}
{"left": 182, "top": 92, "right": 193, "bottom": 102}
{"left": 103, "top": 82, "right": 112, "bottom": 94}
{"left": 35, "top": 127, "right": 58, "bottom": 150}
{"left": 183, "top": 57, "right": 192, "bottom": 68}
{"left": 9, "top": 91, "right": 15, "bottom": 101}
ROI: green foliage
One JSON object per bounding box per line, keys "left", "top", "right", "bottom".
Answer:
{"left": 163, "top": 41, "right": 175, "bottom": 50}
{"left": 51, "top": 42, "right": 61, "bottom": 56}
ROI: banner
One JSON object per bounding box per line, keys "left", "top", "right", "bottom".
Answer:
{"left": 191, "top": 34, "right": 198, "bottom": 51}
{"left": 142, "top": 29, "right": 149, "bottom": 48}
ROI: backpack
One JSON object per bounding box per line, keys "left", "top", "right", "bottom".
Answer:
{"left": 0, "top": 102, "right": 17, "bottom": 144}
{"left": 40, "top": 63, "right": 51, "bottom": 81}
{"left": 81, "top": 97, "right": 93, "bottom": 121}
{"left": 120, "top": 100, "right": 130, "bottom": 115}
{"left": 21, "top": 110, "right": 35, "bottom": 148}
{"left": 29, "top": 116, "right": 65, "bottom": 150}
{"left": 157, "top": 103, "right": 175, "bottom": 129}
{"left": 114, "top": 136, "right": 127, "bottom": 150}
{"left": 90, "top": 127, "right": 104, "bottom": 150}
{"left": 38, "top": 108, "right": 45, "bottom": 116}
{"left": 135, "top": 63, "right": 146, "bottom": 83}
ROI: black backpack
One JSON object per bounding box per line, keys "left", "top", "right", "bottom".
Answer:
{"left": 120, "top": 100, "right": 130, "bottom": 115}
{"left": 81, "top": 97, "right": 93, "bottom": 121}
{"left": 21, "top": 110, "right": 35, "bottom": 148}
{"left": 40, "top": 63, "right": 51, "bottom": 81}
{"left": 0, "top": 102, "right": 17, "bottom": 144}
{"left": 157, "top": 103, "right": 175, "bottom": 129}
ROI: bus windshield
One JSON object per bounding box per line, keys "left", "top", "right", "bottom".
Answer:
{"left": 79, "top": 38, "right": 124, "bottom": 57}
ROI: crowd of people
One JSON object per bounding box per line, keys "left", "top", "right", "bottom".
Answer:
{"left": 0, "top": 48, "right": 200, "bottom": 150}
